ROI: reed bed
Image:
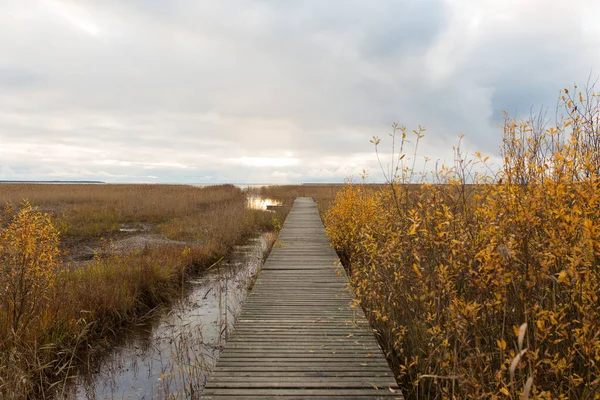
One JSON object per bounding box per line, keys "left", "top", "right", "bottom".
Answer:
{"left": 0, "top": 184, "right": 246, "bottom": 238}
{"left": 0, "top": 183, "right": 237, "bottom": 216}
{"left": 0, "top": 184, "right": 281, "bottom": 399}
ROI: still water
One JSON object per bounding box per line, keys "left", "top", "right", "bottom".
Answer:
{"left": 71, "top": 234, "right": 272, "bottom": 399}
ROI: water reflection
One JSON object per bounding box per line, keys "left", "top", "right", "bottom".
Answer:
{"left": 247, "top": 196, "right": 281, "bottom": 211}
{"left": 72, "top": 234, "right": 272, "bottom": 399}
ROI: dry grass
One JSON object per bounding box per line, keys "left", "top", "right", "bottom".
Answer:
{"left": 0, "top": 183, "right": 238, "bottom": 216}
{"left": 0, "top": 183, "right": 246, "bottom": 238}
{"left": 324, "top": 87, "right": 600, "bottom": 398}
{"left": 0, "top": 184, "right": 283, "bottom": 399}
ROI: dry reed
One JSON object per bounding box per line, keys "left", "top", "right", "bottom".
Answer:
{"left": 0, "top": 184, "right": 282, "bottom": 399}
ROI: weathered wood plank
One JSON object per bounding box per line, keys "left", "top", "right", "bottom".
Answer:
{"left": 205, "top": 380, "right": 398, "bottom": 388}
{"left": 204, "top": 396, "right": 400, "bottom": 400}
{"left": 202, "top": 198, "right": 402, "bottom": 399}
{"left": 211, "top": 367, "right": 393, "bottom": 373}
{"left": 208, "top": 372, "right": 394, "bottom": 378}
{"left": 202, "top": 388, "right": 401, "bottom": 397}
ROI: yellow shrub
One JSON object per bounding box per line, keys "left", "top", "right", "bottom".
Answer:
{"left": 325, "top": 87, "right": 600, "bottom": 398}
{"left": 0, "top": 201, "right": 60, "bottom": 335}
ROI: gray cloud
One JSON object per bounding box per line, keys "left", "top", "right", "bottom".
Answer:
{"left": 0, "top": 0, "right": 598, "bottom": 183}
{"left": 0, "top": 67, "right": 42, "bottom": 89}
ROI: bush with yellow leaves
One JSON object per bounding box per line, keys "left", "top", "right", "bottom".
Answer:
{"left": 325, "top": 86, "right": 600, "bottom": 399}
{"left": 0, "top": 201, "right": 60, "bottom": 336}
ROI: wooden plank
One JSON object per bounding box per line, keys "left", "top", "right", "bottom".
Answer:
{"left": 202, "top": 197, "right": 402, "bottom": 399}
{"left": 207, "top": 372, "right": 394, "bottom": 378}
{"left": 204, "top": 397, "right": 398, "bottom": 400}
{"left": 202, "top": 388, "right": 401, "bottom": 397}
{"left": 218, "top": 349, "right": 384, "bottom": 354}
{"left": 205, "top": 380, "right": 398, "bottom": 388}
{"left": 211, "top": 367, "right": 393, "bottom": 373}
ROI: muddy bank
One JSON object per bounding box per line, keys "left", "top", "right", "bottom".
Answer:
{"left": 61, "top": 195, "right": 281, "bottom": 266}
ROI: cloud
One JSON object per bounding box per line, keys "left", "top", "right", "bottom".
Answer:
{"left": 0, "top": 0, "right": 598, "bottom": 183}
{"left": 228, "top": 157, "right": 299, "bottom": 167}
{"left": 0, "top": 67, "right": 42, "bottom": 89}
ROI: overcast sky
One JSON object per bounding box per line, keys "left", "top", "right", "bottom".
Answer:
{"left": 0, "top": 0, "right": 598, "bottom": 183}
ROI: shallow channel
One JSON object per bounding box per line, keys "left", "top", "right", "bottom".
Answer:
{"left": 71, "top": 233, "right": 272, "bottom": 399}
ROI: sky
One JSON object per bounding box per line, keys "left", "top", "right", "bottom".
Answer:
{"left": 0, "top": 0, "right": 599, "bottom": 183}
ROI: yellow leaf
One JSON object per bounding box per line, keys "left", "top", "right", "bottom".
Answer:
{"left": 536, "top": 319, "right": 545, "bottom": 331}
{"left": 558, "top": 270, "right": 568, "bottom": 283}
{"left": 412, "top": 263, "right": 423, "bottom": 278}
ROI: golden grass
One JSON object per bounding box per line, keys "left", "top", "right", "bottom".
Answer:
{"left": 0, "top": 183, "right": 238, "bottom": 214}
{"left": 0, "top": 184, "right": 245, "bottom": 237}
{"left": 0, "top": 184, "right": 282, "bottom": 398}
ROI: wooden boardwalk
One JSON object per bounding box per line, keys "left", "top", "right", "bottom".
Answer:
{"left": 203, "top": 198, "right": 402, "bottom": 399}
